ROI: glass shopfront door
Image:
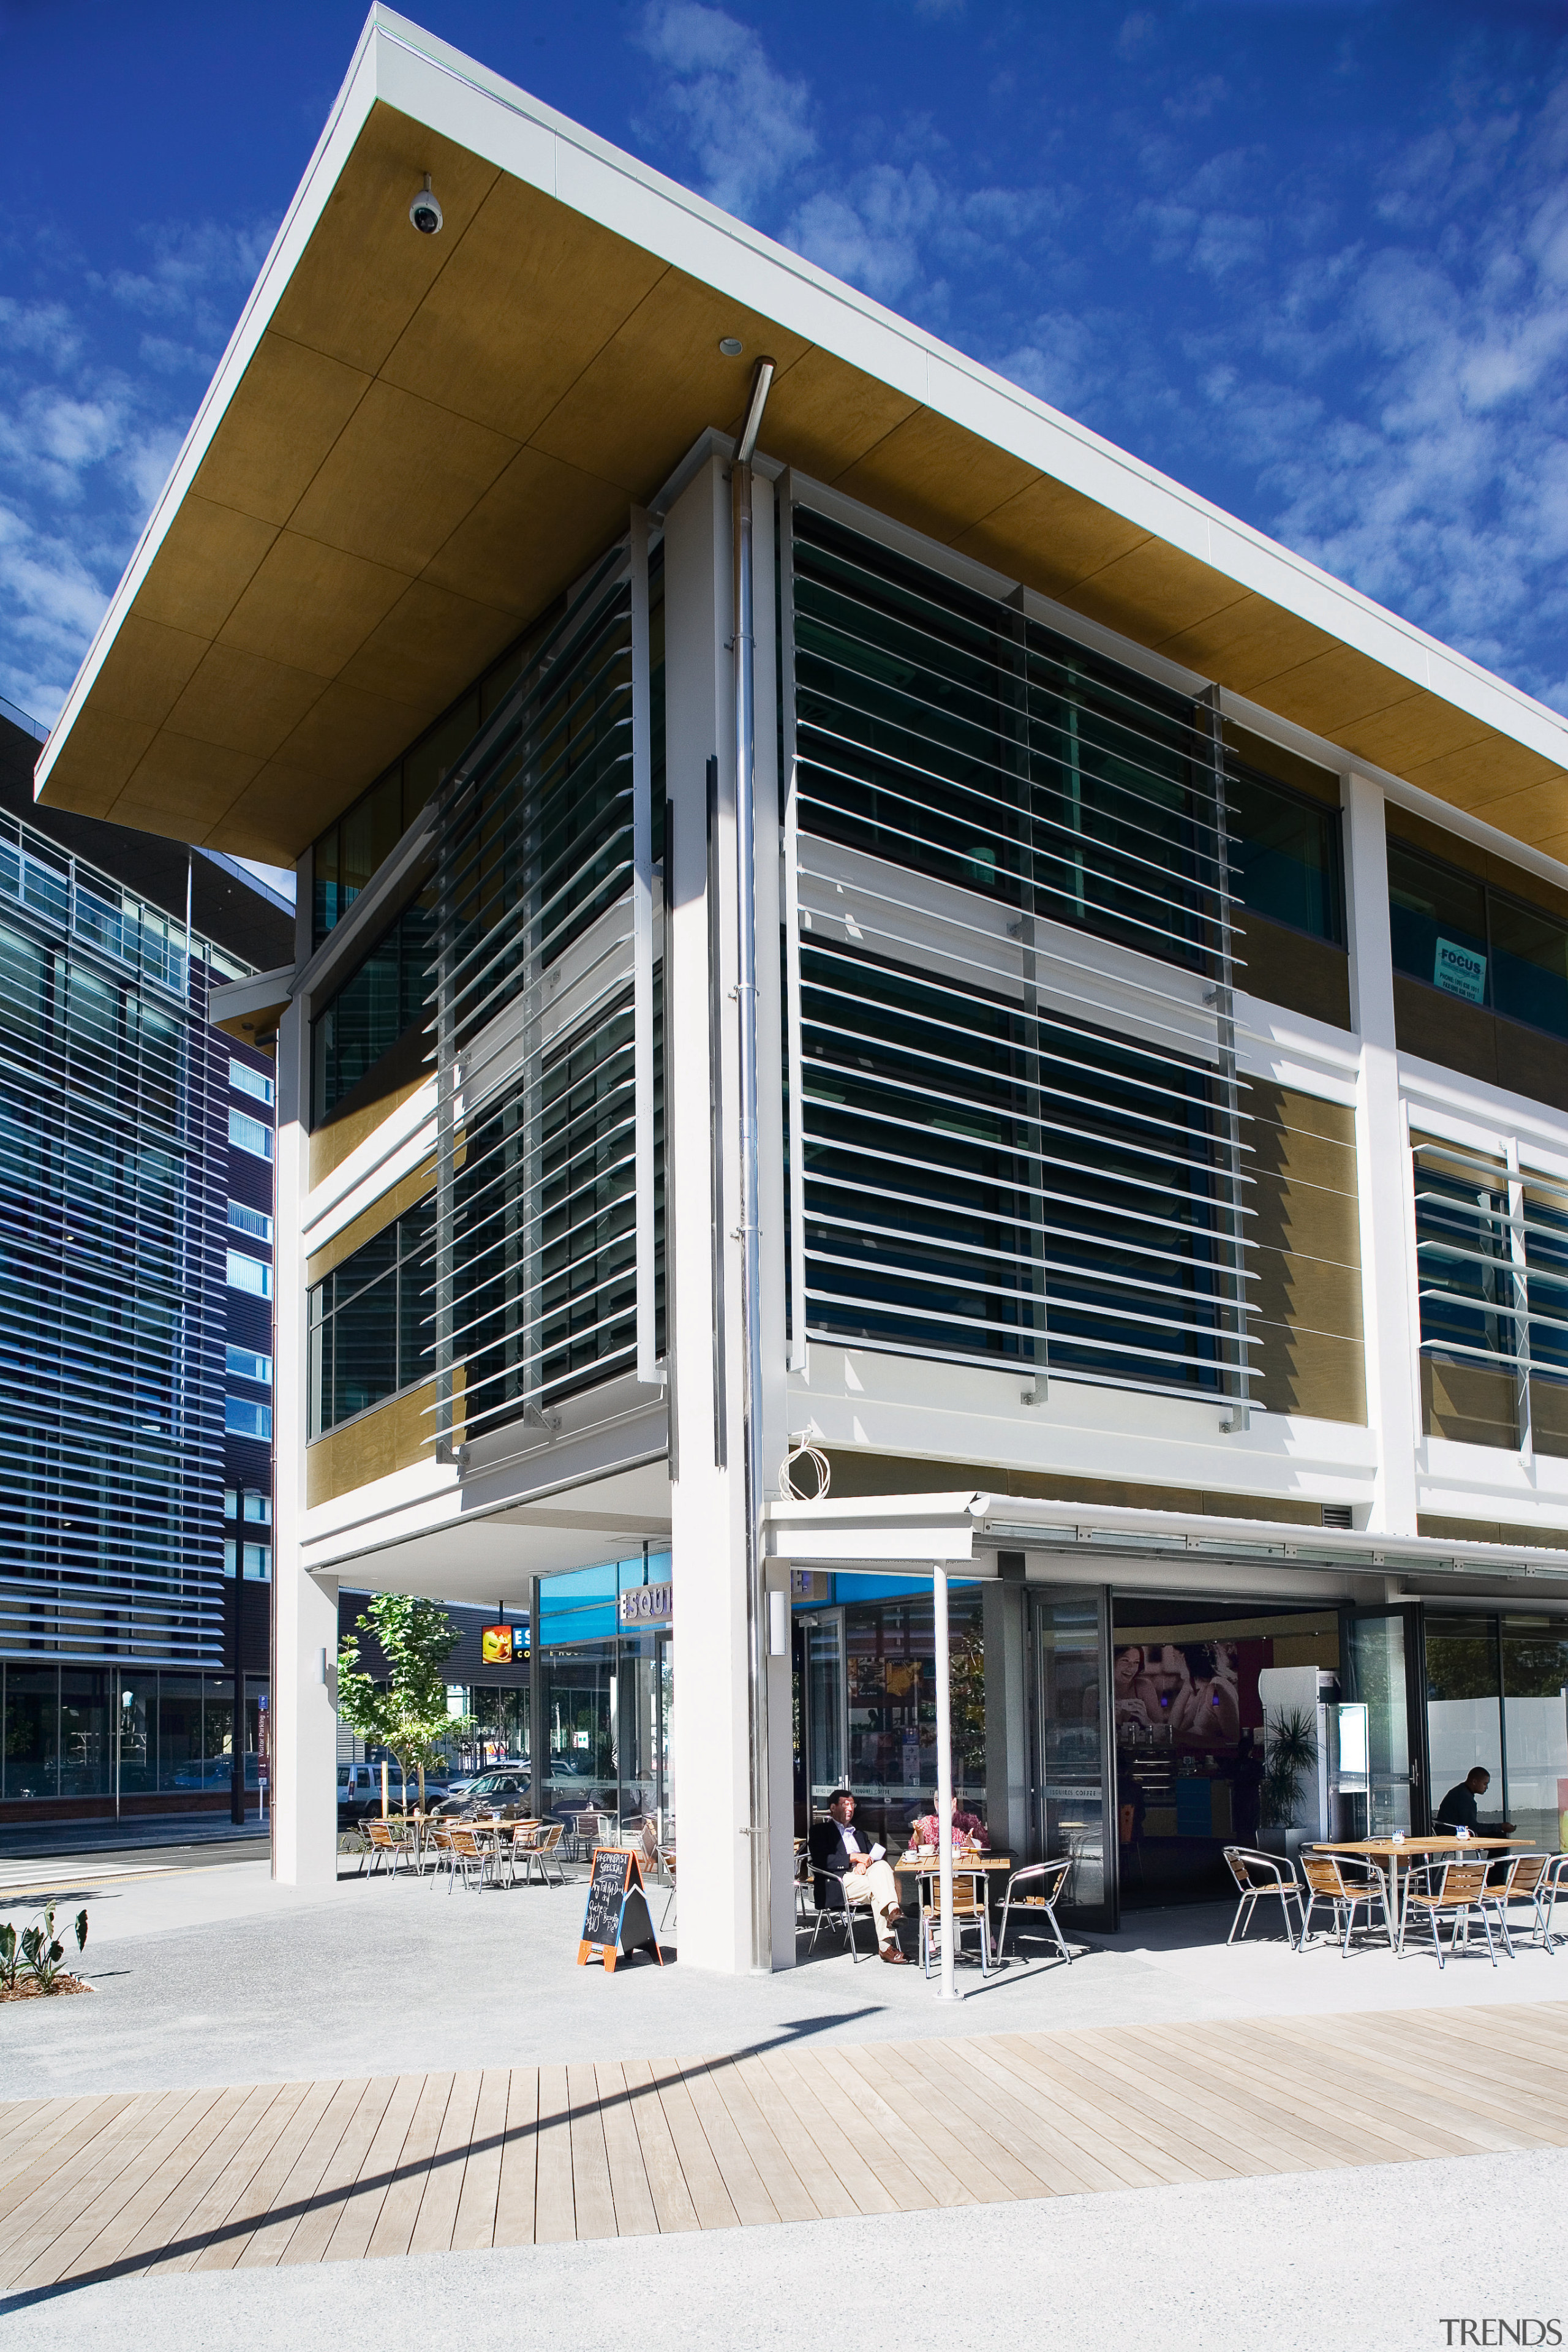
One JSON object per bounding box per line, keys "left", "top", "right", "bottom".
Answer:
{"left": 1031, "top": 1588, "right": 1112, "bottom": 1929}
{"left": 1343, "top": 1607, "right": 1422, "bottom": 1836}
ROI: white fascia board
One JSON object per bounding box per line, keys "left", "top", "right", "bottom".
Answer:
{"left": 40, "top": 1, "right": 1568, "bottom": 815}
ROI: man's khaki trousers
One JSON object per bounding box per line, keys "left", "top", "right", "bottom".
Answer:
{"left": 842, "top": 1859, "right": 901, "bottom": 1947}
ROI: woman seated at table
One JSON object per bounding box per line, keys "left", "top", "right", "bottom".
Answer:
{"left": 908, "top": 1792, "right": 989, "bottom": 1852}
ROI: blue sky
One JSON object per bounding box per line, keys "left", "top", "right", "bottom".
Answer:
{"left": 6, "top": 0, "right": 1568, "bottom": 739}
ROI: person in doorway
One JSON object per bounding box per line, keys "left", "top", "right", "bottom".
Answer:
{"left": 1433, "top": 1766, "right": 1515, "bottom": 1838}
{"left": 809, "top": 1790, "right": 908, "bottom": 1962}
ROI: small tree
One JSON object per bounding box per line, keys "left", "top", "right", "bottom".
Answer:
{"left": 337, "top": 1594, "right": 462, "bottom": 1812}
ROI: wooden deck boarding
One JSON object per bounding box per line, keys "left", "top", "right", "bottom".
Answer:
{"left": 2, "top": 2002, "right": 1567, "bottom": 2292}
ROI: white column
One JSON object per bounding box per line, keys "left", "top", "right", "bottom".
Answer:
{"left": 270, "top": 991, "right": 339, "bottom": 1884}
{"left": 665, "top": 454, "right": 752, "bottom": 1971}
{"left": 1344, "top": 772, "right": 1420, "bottom": 1535}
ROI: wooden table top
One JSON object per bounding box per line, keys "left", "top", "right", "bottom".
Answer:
{"left": 895, "top": 1853, "right": 1012, "bottom": 1872}
{"left": 1313, "top": 1836, "right": 1531, "bottom": 1857}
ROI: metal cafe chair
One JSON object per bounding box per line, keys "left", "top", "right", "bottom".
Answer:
{"left": 1534, "top": 1852, "right": 1568, "bottom": 1951}
{"left": 1494, "top": 1852, "right": 1559, "bottom": 1951}
{"left": 1299, "top": 1853, "right": 1392, "bottom": 1956}
{"left": 919, "top": 1870, "right": 993, "bottom": 1979}
{"left": 995, "top": 1858, "right": 1075, "bottom": 1966}
{"left": 805, "top": 1865, "right": 875, "bottom": 1963}
{"left": 424, "top": 1821, "right": 455, "bottom": 1887}
{"left": 445, "top": 1825, "right": 491, "bottom": 1893}
{"left": 364, "top": 1819, "right": 411, "bottom": 1878}
{"left": 793, "top": 1839, "right": 813, "bottom": 1926}
{"left": 565, "top": 1811, "right": 601, "bottom": 1864}
{"left": 520, "top": 1821, "right": 568, "bottom": 1887}
{"left": 1404, "top": 1858, "right": 1510, "bottom": 1968}
{"left": 1223, "top": 1845, "right": 1305, "bottom": 1950}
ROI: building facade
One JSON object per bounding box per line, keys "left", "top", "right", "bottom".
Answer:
{"left": 29, "top": 11, "right": 1568, "bottom": 1952}
{"left": 0, "top": 705, "right": 287, "bottom": 1822}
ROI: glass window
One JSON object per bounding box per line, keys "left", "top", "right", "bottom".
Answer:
{"left": 159, "top": 1674, "right": 205, "bottom": 1788}
{"left": 793, "top": 505, "right": 1222, "bottom": 973}
{"left": 243, "top": 1491, "right": 273, "bottom": 1524}
{"left": 1037, "top": 1591, "right": 1107, "bottom": 1913}
{"left": 309, "top": 889, "right": 434, "bottom": 1126}
{"left": 1227, "top": 764, "right": 1344, "bottom": 943}
{"left": 1389, "top": 837, "right": 1568, "bottom": 1041}
{"left": 203, "top": 1679, "right": 235, "bottom": 1787}
{"left": 242, "top": 1542, "right": 271, "bottom": 1580}
{"left": 230, "top": 1060, "right": 275, "bottom": 1106}
{"left": 118, "top": 1675, "right": 156, "bottom": 1793}
{"left": 1501, "top": 1619, "right": 1568, "bottom": 1855}
{"left": 1425, "top": 1616, "right": 1505, "bottom": 1823}
{"left": 541, "top": 1647, "right": 617, "bottom": 1822}
{"left": 228, "top": 1106, "right": 274, "bottom": 1159}
{"left": 1490, "top": 892, "right": 1568, "bottom": 1040}
{"left": 224, "top": 1487, "right": 238, "bottom": 1518}
{"left": 307, "top": 1197, "right": 433, "bottom": 1435}
{"left": 225, "top": 1396, "right": 273, "bottom": 1439}
{"left": 227, "top": 1250, "right": 273, "bottom": 1297}
{"left": 228, "top": 1199, "right": 274, "bottom": 1242}
{"left": 2, "top": 1664, "right": 58, "bottom": 1798}
{"left": 1389, "top": 839, "right": 1489, "bottom": 1005}
{"left": 843, "top": 1592, "right": 986, "bottom": 1852}
{"left": 59, "top": 1669, "right": 111, "bottom": 1796}
{"left": 227, "top": 1344, "right": 273, "bottom": 1385}
{"left": 807, "top": 1615, "right": 844, "bottom": 1809}
{"left": 224, "top": 1537, "right": 238, "bottom": 1574}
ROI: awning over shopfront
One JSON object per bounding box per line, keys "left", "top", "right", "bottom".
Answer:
{"left": 766, "top": 1490, "right": 1568, "bottom": 1595}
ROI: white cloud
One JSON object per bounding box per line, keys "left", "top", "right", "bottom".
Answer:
{"left": 0, "top": 211, "right": 276, "bottom": 724}
{"left": 635, "top": 3, "right": 815, "bottom": 220}
{"left": 787, "top": 165, "right": 943, "bottom": 305}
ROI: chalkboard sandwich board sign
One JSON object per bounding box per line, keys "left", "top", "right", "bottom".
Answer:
{"left": 577, "top": 1847, "right": 665, "bottom": 1971}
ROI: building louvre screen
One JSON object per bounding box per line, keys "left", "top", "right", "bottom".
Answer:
{"left": 788, "top": 502, "right": 1255, "bottom": 1406}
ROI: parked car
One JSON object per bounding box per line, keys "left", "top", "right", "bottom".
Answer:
{"left": 443, "top": 1757, "right": 529, "bottom": 1799}
{"left": 337, "top": 1761, "right": 450, "bottom": 1824}
{"left": 430, "top": 1768, "right": 532, "bottom": 1818}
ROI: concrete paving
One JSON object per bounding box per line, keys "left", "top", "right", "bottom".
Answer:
{"left": 3, "top": 1853, "right": 1564, "bottom": 2098}
{"left": 6, "top": 2147, "right": 1564, "bottom": 2349}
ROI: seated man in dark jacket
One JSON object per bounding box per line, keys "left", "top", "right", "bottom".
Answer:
{"left": 807, "top": 1789, "right": 908, "bottom": 1962}
{"left": 1433, "top": 1766, "right": 1514, "bottom": 1837}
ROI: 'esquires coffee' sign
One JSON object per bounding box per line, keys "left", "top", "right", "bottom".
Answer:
{"left": 617, "top": 1584, "right": 672, "bottom": 1627}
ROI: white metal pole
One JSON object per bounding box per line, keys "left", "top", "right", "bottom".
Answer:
{"left": 933, "top": 1562, "right": 956, "bottom": 2001}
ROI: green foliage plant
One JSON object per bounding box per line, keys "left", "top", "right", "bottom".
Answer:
{"left": 2, "top": 1903, "right": 89, "bottom": 1994}
{"left": 1262, "top": 1706, "right": 1319, "bottom": 1827}
{"left": 337, "top": 1594, "right": 462, "bottom": 1812}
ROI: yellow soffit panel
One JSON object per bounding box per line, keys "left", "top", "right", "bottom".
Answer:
{"left": 34, "top": 28, "right": 1568, "bottom": 871}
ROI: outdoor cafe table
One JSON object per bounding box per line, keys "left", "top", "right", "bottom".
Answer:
{"left": 469, "top": 1817, "right": 540, "bottom": 1886}
{"left": 1311, "top": 1836, "right": 1532, "bottom": 1952}
{"left": 895, "top": 1854, "right": 1012, "bottom": 1954}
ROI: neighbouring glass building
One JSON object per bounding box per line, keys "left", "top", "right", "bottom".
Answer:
{"left": 26, "top": 18, "right": 1568, "bottom": 1959}
{"left": 0, "top": 704, "right": 290, "bottom": 1821}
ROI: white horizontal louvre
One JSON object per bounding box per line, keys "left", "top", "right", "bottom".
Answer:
{"left": 425, "top": 535, "right": 658, "bottom": 1452}
{"left": 1410, "top": 1132, "right": 1568, "bottom": 1453}
{"left": 788, "top": 499, "right": 1256, "bottom": 1410}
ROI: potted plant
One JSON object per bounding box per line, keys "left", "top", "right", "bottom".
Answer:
{"left": 1260, "top": 1706, "right": 1319, "bottom": 1861}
